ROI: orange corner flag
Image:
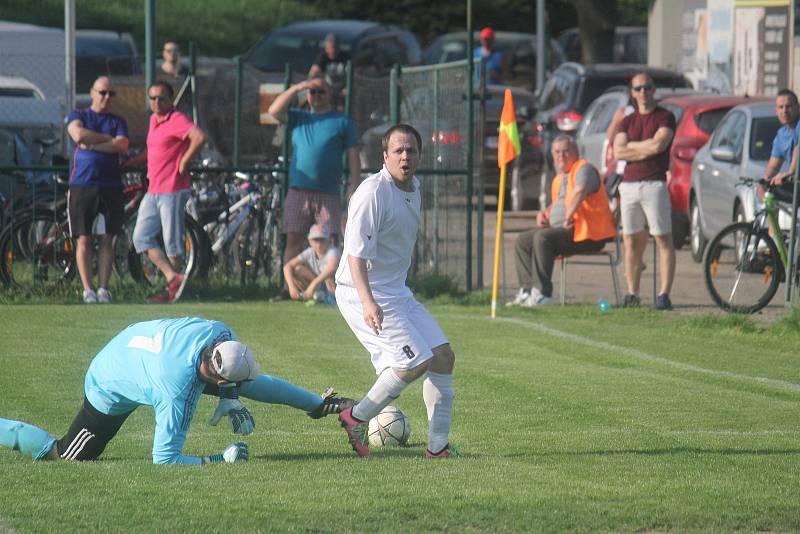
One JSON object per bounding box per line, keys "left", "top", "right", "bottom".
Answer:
{"left": 497, "top": 89, "right": 521, "bottom": 168}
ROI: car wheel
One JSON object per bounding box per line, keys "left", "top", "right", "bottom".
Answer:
{"left": 689, "top": 198, "right": 706, "bottom": 263}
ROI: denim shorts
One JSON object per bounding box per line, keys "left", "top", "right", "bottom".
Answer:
{"left": 132, "top": 189, "right": 191, "bottom": 256}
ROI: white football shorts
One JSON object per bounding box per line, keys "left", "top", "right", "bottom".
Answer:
{"left": 336, "top": 285, "right": 449, "bottom": 375}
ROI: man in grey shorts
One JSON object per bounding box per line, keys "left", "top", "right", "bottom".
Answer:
{"left": 509, "top": 136, "right": 617, "bottom": 306}
{"left": 613, "top": 72, "right": 676, "bottom": 310}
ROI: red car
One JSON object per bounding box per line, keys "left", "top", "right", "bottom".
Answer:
{"left": 658, "top": 95, "right": 765, "bottom": 247}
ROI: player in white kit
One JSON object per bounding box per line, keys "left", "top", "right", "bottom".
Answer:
{"left": 335, "top": 124, "right": 456, "bottom": 458}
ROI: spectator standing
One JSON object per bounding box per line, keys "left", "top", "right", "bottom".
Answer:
{"left": 335, "top": 125, "right": 457, "bottom": 459}
{"left": 613, "top": 73, "right": 676, "bottom": 310}
{"left": 0, "top": 317, "right": 354, "bottom": 464}
{"left": 308, "top": 33, "right": 349, "bottom": 86}
{"left": 509, "top": 136, "right": 616, "bottom": 307}
{"left": 474, "top": 26, "right": 503, "bottom": 85}
{"left": 130, "top": 81, "right": 207, "bottom": 304}
{"left": 267, "top": 77, "right": 360, "bottom": 267}
{"left": 283, "top": 223, "right": 340, "bottom": 302}
{"left": 66, "top": 76, "right": 129, "bottom": 304}
{"left": 159, "top": 41, "right": 188, "bottom": 79}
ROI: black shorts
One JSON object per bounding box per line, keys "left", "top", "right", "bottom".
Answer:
{"left": 68, "top": 186, "right": 125, "bottom": 236}
{"left": 56, "top": 397, "right": 134, "bottom": 461}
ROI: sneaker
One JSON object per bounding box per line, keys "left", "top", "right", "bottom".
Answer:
{"left": 506, "top": 288, "right": 530, "bottom": 307}
{"left": 522, "top": 287, "right": 553, "bottom": 307}
{"left": 655, "top": 293, "right": 673, "bottom": 311}
{"left": 148, "top": 289, "right": 170, "bottom": 304}
{"left": 166, "top": 273, "right": 187, "bottom": 304}
{"left": 82, "top": 288, "right": 97, "bottom": 304}
{"left": 622, "top": 294, "right": 641, "bottom": 308}
{"left": 307, "top": 387, "right": 357, "bottom": 419}
{"left": 97, "top": 288, "right": 112, "bottom": 304}
{"left": 424, "top": 443, "right": 460, "bottom": 459}
{"left": 338, "top": 407, "right": 370, "bottom": 457}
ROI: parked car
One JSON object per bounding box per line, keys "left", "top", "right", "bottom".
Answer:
{"left": 689, "top": 101, "right": 782, "bottom": 262}
{"left": 659, "top": 95, "right": 765, "bottom": 247}
{"left": 527, "top": 63, "right": 692, "bottom": 185}
{"left": 557, "top": 26, "right": 647, "bottom": 64}
{"left": 244, "top": 19, "right": 421, "bottom": 79}
{"left": 75, "top": 30, "right": 140, "bottom": 107}
{"left": 359, "top": 84, "right": 542, "bottom": 209}
{"left": 422, "top": 31, "right": 565, "bottom": 90}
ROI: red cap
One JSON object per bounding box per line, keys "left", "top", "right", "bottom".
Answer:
{"left": 480, "top": 27, "right": 494, "bottom": 40}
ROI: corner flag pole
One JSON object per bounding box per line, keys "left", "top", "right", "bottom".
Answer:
{"left": 490, "top": 89, "right": 521, "bottom": 318}
{"left": 490, "top": 163, "right": 509, "bottom": 318}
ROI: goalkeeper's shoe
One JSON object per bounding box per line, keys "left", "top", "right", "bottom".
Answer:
{"left": 424, "top": 443, "right": 460, "bottom": 459}
{"left": 307, "top": 387, "right": 356, "bottom": 419}
{"left": 338, "top": 407, "right": 369, "bottom": 457}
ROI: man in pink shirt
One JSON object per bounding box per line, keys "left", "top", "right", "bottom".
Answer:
{"left": 131, "top": 80, "right": 207, "bottom": 303}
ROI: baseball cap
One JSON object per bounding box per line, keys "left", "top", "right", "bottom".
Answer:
{"left": 480, "top": 27, "right": 495, "bottom": 40}
{"left": 211, "top": 341, "right": 261, "bottom": 382}
{"left": 308, "top": 223, "right": 330, "bottom": 240}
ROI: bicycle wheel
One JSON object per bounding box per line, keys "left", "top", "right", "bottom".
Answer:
{"left": 704, "top": 222, "right": 782, "bottom": 313}
{"left": 0, "top": 209, "right": 76, "bottom": 288}
{"left": 232, "top": 212, "right": 263, "bottom": 286}
{"left": 127, "top": 214, "right": 208, "bottom": 285}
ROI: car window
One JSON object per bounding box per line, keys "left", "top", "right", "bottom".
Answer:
{"left": 248, "top": 34, "right": 323, "bottom": 73}
{"left": 749, "top": 116, "right": 782, "bottom": 161}
{"left": 710, "top": 111, "right": 745, "bottom": 157}
{"left": 584, "top": 97, "right": 616, "bottom": 135}
{"left": 539, "top": 71, "right": 574, "bottom": 110}
{"left": 0, "top": 88, "right": 39, "bottom": 99}
{"left": 659, "top": 103, "right": 684, "bottom": 126}
{"left": 620, "top": 33, "right": 647, "bottom": 63}
{"left": 694, "top": 108, "right": 732, "bottom": 135}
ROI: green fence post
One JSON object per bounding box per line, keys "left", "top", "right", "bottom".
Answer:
{"left": 390, "top": 64, "right": 401, "bottom": 125}
{"left": 432, "top": 68, "right": 440, "bottom": 273}
{"left": 189, "top": 42, "right": 198, "bottom": 124}
{"left": 344, "top": 60, "right": 353, "bottom": 118}
{"left": 144, "top": 0, "right": 156, "bottom": 111}
{"left": 466, "top": 0, "right": 475, "bottom": 291}
{"left": 233, "top": 55, "right": 242, "bottom": 169}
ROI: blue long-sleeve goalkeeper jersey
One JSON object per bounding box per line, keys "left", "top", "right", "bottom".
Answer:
{"left": 84, "top": 317, "right": 235, "bottom": 464}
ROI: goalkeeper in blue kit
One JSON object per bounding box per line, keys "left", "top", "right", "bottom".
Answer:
{"left": 0, "top": 317, "right": 353, "bottom": 465}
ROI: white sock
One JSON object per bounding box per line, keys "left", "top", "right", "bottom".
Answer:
{"left": 423, "top": 371, "right": 454, "bottom": 453}
{"left": 352, "top": 368, "right": 408, "bottom": 422}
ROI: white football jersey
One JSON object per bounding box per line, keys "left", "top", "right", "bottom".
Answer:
{"left": 336, "top": 166, "right": 420, "bottom": 296}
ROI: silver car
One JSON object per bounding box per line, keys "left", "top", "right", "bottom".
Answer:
{"left": 689, "top": 101, "right": 782, "bottom": 262}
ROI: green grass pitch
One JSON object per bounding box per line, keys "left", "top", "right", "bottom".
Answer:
{"left": 1, "top": 302, "right": 799, "bottom": 532}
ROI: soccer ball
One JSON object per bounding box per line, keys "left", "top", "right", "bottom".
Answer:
{"left": 368, "top": 405, "right": 411, "bottom": 447}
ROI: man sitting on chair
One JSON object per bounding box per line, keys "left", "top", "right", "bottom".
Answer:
{"left": 509, "top": 135, "right": 617, "bottom": 307}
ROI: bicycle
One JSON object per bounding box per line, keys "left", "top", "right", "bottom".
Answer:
{"left": 703, "top": 177, "right": 799, "bottom": 313}
{"left": 194, "top": 165, "right": 283, "bottom": 287}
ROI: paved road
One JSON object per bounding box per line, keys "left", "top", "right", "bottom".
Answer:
{"left": 479, "top": 210, "right": 791, "bottom": 322}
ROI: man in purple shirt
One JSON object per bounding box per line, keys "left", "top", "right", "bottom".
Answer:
{"left": 66, "top": 76, "right": 129, "bottom": 304}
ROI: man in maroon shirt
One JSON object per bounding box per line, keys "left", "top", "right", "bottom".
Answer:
{"left": 613, "top": 73, "right": 676, "bottom": 310}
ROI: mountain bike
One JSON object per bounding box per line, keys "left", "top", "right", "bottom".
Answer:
{"left": 703, "top": 177, "right": 799, "bottom": 313}
{"left": 196, "top": 166, "right": 283, "bottom": 287}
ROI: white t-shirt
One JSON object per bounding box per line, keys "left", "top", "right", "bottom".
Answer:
{"left": 335, "top": 166, "right": 421, "bottom": 297}
{"left": 296, "top": 245, "right": 341, "bottom": 276}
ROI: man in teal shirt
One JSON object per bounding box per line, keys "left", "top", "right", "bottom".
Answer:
{"left": 0, "top": 317, "right": 353, "bottom": 465}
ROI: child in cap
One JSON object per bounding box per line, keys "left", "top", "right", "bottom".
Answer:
{"left": 283, "top": 223, "right": 341, "bottom": 303}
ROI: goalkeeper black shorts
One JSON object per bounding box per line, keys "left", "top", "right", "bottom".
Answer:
{"left": 56, "top": 397, "right": 134, "bottom": 461}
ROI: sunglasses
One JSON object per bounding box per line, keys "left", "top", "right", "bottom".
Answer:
{"left": 94, "top": 89, "right": 116, "bottom": 97}
{"left": 164, "top": 48, "right": 180, "bottom": 53}
{"left": 309, "top": 89, "right": 327, "bottom": 95}
{"left": 148, "top": 95, "right": 169, "bottom": 102}
{"left": 632, "top": 84, "right": 655, "bottom": 92}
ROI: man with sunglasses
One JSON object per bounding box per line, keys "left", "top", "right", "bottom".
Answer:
{"left": 268, "top": 76, "right": 360, "bottom": 274}
{"left": 613, "top": 72, "right": 676, "bottom": 311}
{"left": 130, "top": 81, "right": 207, "bottom": 303}
{"left": 66, "top": 76, "right": 129, "bottom": 304}
{"left": 0, "top": 317, "right": 354, "bottom": 464}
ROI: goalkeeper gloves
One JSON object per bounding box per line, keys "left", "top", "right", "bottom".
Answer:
{"left": 206, "top": 442, "right": 248, "bottom": 464}
{"left": 209, "top": 386, "right": 255, "bottom": 436}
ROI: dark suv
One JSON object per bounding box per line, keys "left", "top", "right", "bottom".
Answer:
{"left": 244, "top": 19, "right": 421, "bottom": 77}
{"left": 528, "top": 63, "right": 692, "bottom": 175}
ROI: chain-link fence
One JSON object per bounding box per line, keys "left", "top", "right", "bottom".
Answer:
{"left": 350, "top": 60, "right": 477, "bottom": 288}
